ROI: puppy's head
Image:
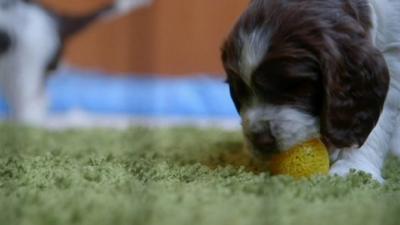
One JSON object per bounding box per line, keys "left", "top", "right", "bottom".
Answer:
{"left": 221, "top": 0, "right": 389, "bottom": 156}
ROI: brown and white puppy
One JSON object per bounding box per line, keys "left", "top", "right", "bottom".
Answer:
{"left": 221, "top": 0, "right": 400, "bottom": 182}
{"left": 0, "top": 0, "right": 151, "bottom": 125}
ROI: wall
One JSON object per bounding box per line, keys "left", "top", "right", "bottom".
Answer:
{"left": 41, "top": 0, "right": 249, "bottom": 75}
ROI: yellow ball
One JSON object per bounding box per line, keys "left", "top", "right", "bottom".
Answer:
{"left": 267, "top": 139, "right": 330, "bottom": 178}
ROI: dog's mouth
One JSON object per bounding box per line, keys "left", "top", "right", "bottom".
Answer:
{"left": 244, "top": 137, "right": 281, "bottom": 159}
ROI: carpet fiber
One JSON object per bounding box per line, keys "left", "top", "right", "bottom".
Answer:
{"left": 1, "top": 124, "right": 400, "bottom": 225}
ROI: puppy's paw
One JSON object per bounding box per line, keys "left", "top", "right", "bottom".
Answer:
{"left": 330, "top": 159, "right": 384, "bottom": 183}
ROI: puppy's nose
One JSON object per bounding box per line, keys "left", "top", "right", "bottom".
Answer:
{"left": 0, "top": 30, "right": 11, "bottom": 54}
{"left": 248, "top": 129, "right": 277, "bottom": 152}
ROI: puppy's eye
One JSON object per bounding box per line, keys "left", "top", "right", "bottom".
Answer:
{"left": 225, "top": 70, "right": 252, "bottom": 113}
{"left": 226, "top": 70, "right": 250, "bottom": 95}
{"left": 232, "top": 78, "right": 250, "bottom": 96}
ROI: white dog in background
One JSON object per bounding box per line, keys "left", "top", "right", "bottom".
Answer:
{"left": 0, "top": 0, "right": 151, "bottom": 125}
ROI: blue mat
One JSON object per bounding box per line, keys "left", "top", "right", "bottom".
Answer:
{"left": 0, "top": 68, "right": 239, "bottom": 119}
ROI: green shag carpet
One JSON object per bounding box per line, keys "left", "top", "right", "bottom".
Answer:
{"left": 1, "top": 124, "right": 400, "bottom": 225}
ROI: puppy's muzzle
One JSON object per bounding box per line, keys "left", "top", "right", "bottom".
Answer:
{"left": 245, "top": 124, "right": 278, "bottom": 154}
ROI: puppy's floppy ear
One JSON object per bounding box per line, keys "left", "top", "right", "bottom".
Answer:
{"left": 320, "top": 36, "right": 389, "bottom": 149}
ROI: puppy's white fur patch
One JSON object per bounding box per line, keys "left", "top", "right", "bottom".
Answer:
{"left": 330, "top": 147, "right": 386, "bottom": 183}
{"left": 390, "top": 113, "right": 400, "bottom": 157}
{"left": 239, "top": 29, "right": 270, "bottom": 86}
{"left": 242, "top": 105, "right": 319, "bottom": 151}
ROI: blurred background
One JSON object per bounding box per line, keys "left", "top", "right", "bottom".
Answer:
{"left": 1, "top": 0, "right": 250, "bottom": 128}
{"left": 42, "top": 0, "right": 248, "bottom": 75}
